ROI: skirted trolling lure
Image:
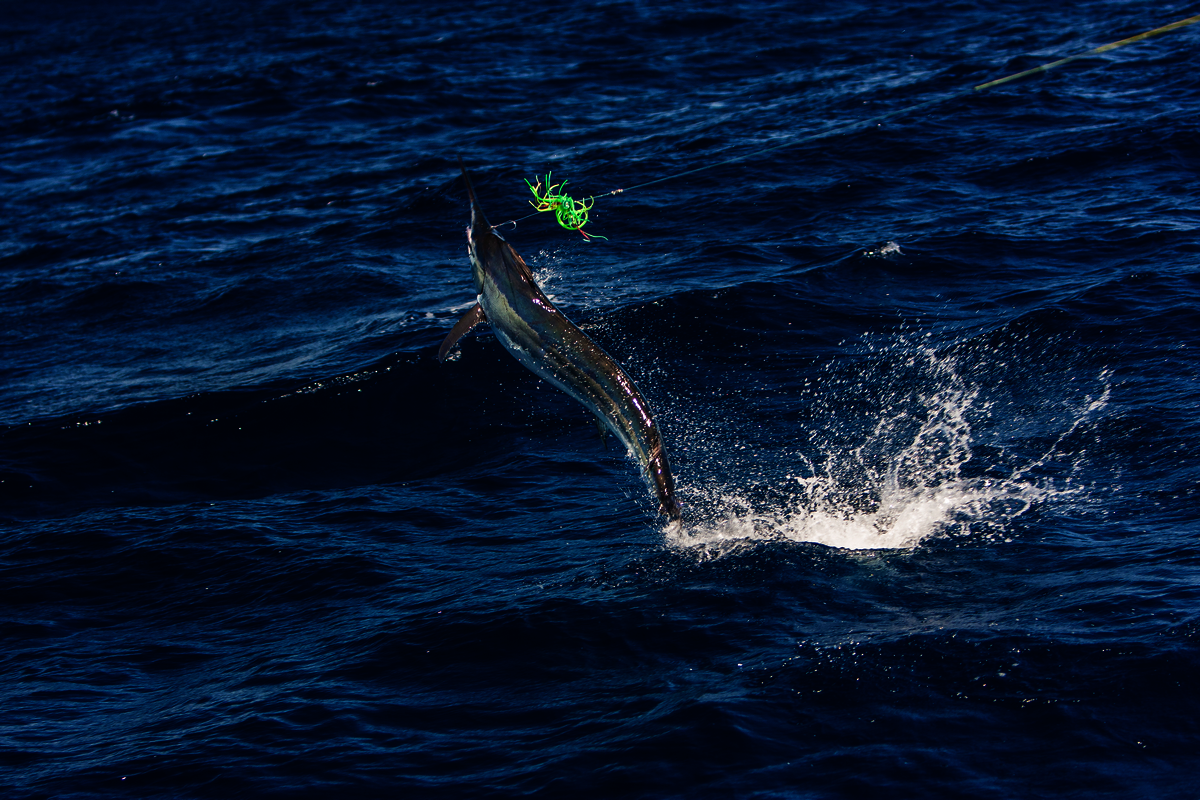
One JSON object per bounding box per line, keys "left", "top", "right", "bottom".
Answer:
{"left": 524, "top": 173, "right": 607, "bottom": 240}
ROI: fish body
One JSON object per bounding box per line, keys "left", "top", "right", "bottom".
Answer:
{"left": 439, "top": 162, "right": 682, "bottom": 521}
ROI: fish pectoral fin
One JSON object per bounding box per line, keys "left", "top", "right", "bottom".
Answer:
{"left": 593, "top": 414, "right": 609, "bottom": 450}
{"left": 437, "top": 303, "right": 487, "bottom": 362}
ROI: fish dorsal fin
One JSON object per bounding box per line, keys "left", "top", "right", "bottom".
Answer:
{"left": 503, "top": 241, "right": 538, "bottom": 286}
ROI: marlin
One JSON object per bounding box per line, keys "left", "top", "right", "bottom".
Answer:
{"left": 438, "top": 161, "right": 682, "bottom": 522}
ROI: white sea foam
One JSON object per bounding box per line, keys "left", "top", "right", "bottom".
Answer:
{"left": 665, "top": 348, "right": 1109, "bottom": 557}
{"left": 863, "top": 240, "right": 902, "bottom": 257}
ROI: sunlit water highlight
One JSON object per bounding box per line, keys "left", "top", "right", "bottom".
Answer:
{"left": 668, "top": 349, "right": 1110, "bottom": 556}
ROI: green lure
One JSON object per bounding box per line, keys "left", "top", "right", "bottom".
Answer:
{"left": 524, "top": 173, "right": 608, "bottom": 240}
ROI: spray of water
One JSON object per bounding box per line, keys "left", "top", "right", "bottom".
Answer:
{"left": 666, "top": 345, "right": 1110, "bottom": 557}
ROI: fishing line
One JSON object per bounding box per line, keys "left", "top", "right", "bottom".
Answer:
{"left": 498, "top": 12, "right": 1200, "bottom": 238}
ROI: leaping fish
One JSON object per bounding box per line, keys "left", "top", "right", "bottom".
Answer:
{"left": 438, "top": 160, "right": 682, "bottom": 522}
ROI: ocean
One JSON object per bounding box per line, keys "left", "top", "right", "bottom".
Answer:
{"left": 3, "top": 1, "right": 1200, "bottom": 797}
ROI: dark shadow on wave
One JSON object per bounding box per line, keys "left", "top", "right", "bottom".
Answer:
{"left": 0, "top": 342, "right": 583, "bottom": 520}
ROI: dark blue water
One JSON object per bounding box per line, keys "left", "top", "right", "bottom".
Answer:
{"left": 4, "top": 1, "right": 1200, "bottom": 796}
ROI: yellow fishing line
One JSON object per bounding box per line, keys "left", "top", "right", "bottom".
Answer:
{"left": 509, "top": 13, "right": 1200, "bottom": 241}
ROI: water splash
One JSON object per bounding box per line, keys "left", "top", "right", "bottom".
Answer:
{"left": 667, "top": 347, "right": 1109, "bottom": 557}
{"left": 863, "top": 240, "right": 902, "bottom": 258}
{"left": 531, "top": 250, "right": 564, "bottom": 304}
